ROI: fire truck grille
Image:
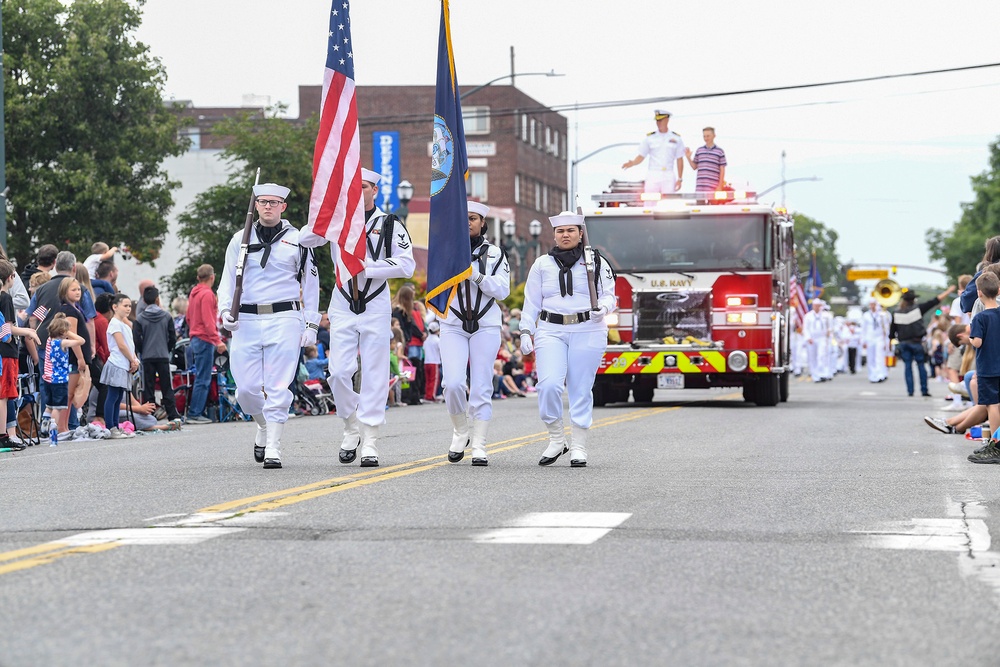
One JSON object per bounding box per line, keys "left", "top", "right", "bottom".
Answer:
{"left": 633, "top": 290, "right": 712, "bottom": 342}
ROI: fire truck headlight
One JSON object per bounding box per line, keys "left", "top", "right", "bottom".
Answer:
{"left": 604, "top": 312, "right": 619, "bottom": 326}
{"left": 728, "top": 351, "right": 749, "bottom": 372}
{"left": 740, "top": 312, "right": 758, "bottom": 325}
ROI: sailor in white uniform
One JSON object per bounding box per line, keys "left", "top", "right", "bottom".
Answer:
{"left": 861, "top": 300, "right": 891, "bottom": 382}
{"left": 519, "top": 212, "right": 617, "bottom": 467}
{"left": 802, "top": 298, "right": 830, "bottom": 382}
{"left": 301, "top": 168, "right": 414, "bottom": 468}
{"left": 440, "top": 201, "right": 511, "bottom": 466}
{"left": 218, "top": 182, "right": 321, "bottom": 469}
{"left": 621, "top": 109, "right": 686, "bottom": 193}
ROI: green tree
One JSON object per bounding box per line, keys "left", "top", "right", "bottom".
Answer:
{"left": 792, "top": 212, "right": 850, "bottom": 296}
{"left": 926, "top": 136, "right": 1000, "bottom": 278}
{"left": 165, "top": 108, "right": 330, "bottom": 301}
{"left": 3, "top": 0, "right": 186, "bottom": 267}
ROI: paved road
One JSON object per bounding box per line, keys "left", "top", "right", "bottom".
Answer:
{"left": 2, "top": 372, "right": 1000, "bottom": 666}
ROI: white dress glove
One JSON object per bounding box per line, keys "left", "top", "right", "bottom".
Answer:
{"left": 591, "top": 305, "right": 609, "bottom": 323}
{"left": 520, "top": 335, "right": 534, "bottom": 356}
{"left": 300, "top": 327, "right": 318, "bottom": 348}
{"left": 221, "top": 309, "right": 239, "bottom": 332}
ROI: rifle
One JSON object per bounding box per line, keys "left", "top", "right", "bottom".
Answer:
{"left": 230, "top": 168, "right": 261, "bottom": 321}
{"left": 577, "top": 202, "right": 599, "bottom": 311}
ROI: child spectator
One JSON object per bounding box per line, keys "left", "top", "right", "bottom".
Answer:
{"left": 28, "top": 270, "right": 51, "bottom": 295}
{"left": 968, "top": 272, "right": 1000, "bottom": 464}
{"left": 387, "top": 338, "right": 402, "bottom": 408}
{"left": 171, "top": 296, "right": 189, "bottom": 339}
{"left": 43, "top": 313, "right": 85, "bottom": 440}
{"left": 0, "top": 260, "right": 41, "bottom": 448}
{"left": 303, "top": 345, "right": 328, "bottom": 381}
{"left": 100, "top": 294, "right": 139, "bottom": 439}
{"left": 84, "top": 242, "right": 117, "bottom": 279}
{"left": 134, "top": 286, "right": 181, "bottom": 426}
{"left": 423, "top": 317, "right": 441, "bottom": 402}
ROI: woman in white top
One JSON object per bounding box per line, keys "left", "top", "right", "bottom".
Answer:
{"left": 101, "top": 293, "right": 139, "bottom": 439}
{"left": 519, "top": 212, "right": 617, "bottom": 467}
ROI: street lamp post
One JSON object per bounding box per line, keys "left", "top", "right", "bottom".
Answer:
{"left": 756, "top": 176, "right": 821, "bottom": 199}
{"left": 502, "top": 219, "right": 544, "bottom": 283}
{"left": 460, "top": 70, "right": 563, "bottom": 101}
{"left": 529, "top": 219, "right": 542, "bottom": 269}
{"left": 570, "top": 142, "right": 637, "bottom": 207}
{"left": 396, "top": 180, "right": 413, "bottom": 223}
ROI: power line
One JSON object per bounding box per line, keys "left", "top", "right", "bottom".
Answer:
{"left": 359, "top": 61, "right": 1000, "bottom": 127}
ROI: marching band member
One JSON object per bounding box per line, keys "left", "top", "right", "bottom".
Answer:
{"left": 519, "top": 212, "right": 616, "bottom": 467}
{"left": 861, "top": 300, "right": 891, "bottom": 383}
{"left": 218, "top": 182, "right": 321, "bottom": 469}
{"left": 803, "top": 298, "right": 830, "bottom": 383}
{"left": 440, "top": 201, "right": 510, "bottom": 466}
{"left": 302, "top": 168, "right": 415, "bottom": 468}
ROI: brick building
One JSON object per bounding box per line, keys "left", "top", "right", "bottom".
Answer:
{"left": 298, "top": 84, "right": 568, "bottom": 279}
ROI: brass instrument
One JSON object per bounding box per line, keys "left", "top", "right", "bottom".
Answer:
{"left": 872, "top": 278, "right": 903, "bottom": 308}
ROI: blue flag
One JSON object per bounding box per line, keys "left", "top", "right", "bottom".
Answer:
{"left": 425, "top": 0, "right": 471, "bottom": 317}
{"left": 807, "top": 251, "right": 824, "bottom": 299}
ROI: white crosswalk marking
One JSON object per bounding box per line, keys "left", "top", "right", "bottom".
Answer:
{"left": 854, "top": 518, "right": 991, "bottom": 552}
{"left": 473, "top": 512, "right": 632, "bottom": 545}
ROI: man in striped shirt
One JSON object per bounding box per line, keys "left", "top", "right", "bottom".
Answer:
{"left": 685, "top": 127, "right": 727, "bottom": 193}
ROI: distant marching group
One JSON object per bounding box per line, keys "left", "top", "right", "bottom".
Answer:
{"left": 791, "top": 298, "right": 892, "bottom": 384}
{"left": 213, "top": 169, "right": 617, "bottom": 470}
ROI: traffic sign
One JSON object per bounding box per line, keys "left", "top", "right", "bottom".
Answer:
{"left": 847, "top": 269, "right": 889, "bottom": 281}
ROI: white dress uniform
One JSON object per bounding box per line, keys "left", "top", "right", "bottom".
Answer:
{"left": 440, "top": 202, "right": 511, "bottom": 466}
{"left": 217, "top": 184, "right": 321, "bottom": 469}
{"left": 638, "top": 129, "right": 685, "bottom": 193}
{"left": 520, "top": 213, "right": 617, "bottom": 467}
{"left": 861, "top": 304, "right": 890, "bottom": 382}
{"left": 309, "top": 208, "right": 414, "bottom": 467}
{"left": 802, "top": 304, "right": 830, "bottom": 382}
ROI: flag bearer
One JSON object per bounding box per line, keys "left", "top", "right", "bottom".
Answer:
{"left": 440, "top": 201, "right": 510, "bottom": 466}
{"left": 519, "top": 212, "right": 617, "bottom": 467}
{"left": 218, "top": 182, "right": 321, "bottom": 469}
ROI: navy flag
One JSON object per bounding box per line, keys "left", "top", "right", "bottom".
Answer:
{"left": 807, "top": 250, "right": 824, "bottom": 300}
{"left": 425, "top": 0, "right": 471, "bottom": 317}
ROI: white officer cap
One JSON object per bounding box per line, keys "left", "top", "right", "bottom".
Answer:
{"left": 468, "top": 201, "right": 489, "bottom": 218}
{"left": 253, "top": 183, "right": 290, "bottom": 200}
{"left": 361, "top": 168, "right": 381, "bottom": 185}
{"left": 548, "top": 211, "right": 584, "bottom": 228}
{"left": 811, "top": 298, "right": 823, "bottom": 305}
{"left": 654, "top": 109, "right": 672, "bottom": 120}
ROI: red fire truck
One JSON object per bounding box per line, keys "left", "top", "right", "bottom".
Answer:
{"left": 585, "top": 184, "right": 795, "bottom": 406}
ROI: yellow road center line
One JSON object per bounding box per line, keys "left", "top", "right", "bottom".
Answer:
{"left": 0, "top": 543, "right": 121, "bottom": 576}
{"left": 0, "top": 541, "right": 71, "bottom": 563}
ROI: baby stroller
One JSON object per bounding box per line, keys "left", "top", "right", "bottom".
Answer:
{"left": 16, "top": 360, "right": 41, "bottom": 446}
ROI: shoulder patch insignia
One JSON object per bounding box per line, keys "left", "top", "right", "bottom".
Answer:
{"left": 647, "top": 131, "right": 656, "bottom": 136}
{"left": 311, "top": 267, "right": 318, "bottom": 277}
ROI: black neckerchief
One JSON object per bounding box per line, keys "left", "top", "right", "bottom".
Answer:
{"left": 365, "top": 207, "right": 377, "bottom": 222}
{"left": 471, "top": 234, "right": 485, "bottom": 252}
{"left": 247, "top": 222, "right": 288, "bottom": 268}
{"left": 549, "top": 243, "right": 584, "bottom": 297}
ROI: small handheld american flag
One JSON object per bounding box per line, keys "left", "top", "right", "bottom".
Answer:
{"left": 32, "top": 304, "right": 49, "bottom": 331}
{"left": 0, "top": 322, "right": 10, "bottom": 342}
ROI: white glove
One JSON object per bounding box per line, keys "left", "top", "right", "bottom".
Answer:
{"left": 300, "top": 327, "right": 318, "bottom": 348}
{"left": 591, "top": 306, "right": 609, "bottom": 323}
{"left": 221, "top": 309, "right": 239, "bottom": 332}
{"left": 520, "top": 335, "right": 534, "bottom": 356}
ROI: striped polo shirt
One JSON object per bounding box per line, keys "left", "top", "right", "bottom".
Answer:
{"left": 692, "top": 144, "right": 727, "bottom": 192}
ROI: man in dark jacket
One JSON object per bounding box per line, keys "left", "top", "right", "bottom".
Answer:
{"left": 134, "top": 286, "right": 181, "bottom": 424}
{"left": 890, "top": 285, "right": 956, "bottom": 397}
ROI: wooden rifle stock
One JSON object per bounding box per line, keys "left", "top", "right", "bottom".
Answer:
{"left": 578, "top": 204, "right": 599, "bottom": 311}
{"left": 230, "top": 167, "right": 261, "bottom": 321}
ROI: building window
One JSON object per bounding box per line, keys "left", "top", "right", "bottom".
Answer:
{"left": 561, "top": 190, "right": 568, "bottom": 212}
{"left": 534, "top": 181, "right": 541, "bottom": 210}
{"left": 529, "top": 118, "right": 536, "bottom": 146}
{"left": 545, "top": 126, "right": 552, "bottom": 154}
{"left": 468, "top": 172, "right": 488, "bottom": 200}
{"left": 521, "top": 114, "right": 528, "bottom": 142}
{"left": 463, "top": 106, "right": 490, "bottom": 135}
{"left": 542, "top": 185, "right": 549, "bottom": 213}
{"left": 552, "top": 129, "right": 559, "bottom": 158}
{"left": 514, "top": 174, "right": 520, "bottom": 204}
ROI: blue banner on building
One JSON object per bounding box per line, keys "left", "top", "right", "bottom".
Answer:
{"left": 372, "top": 131, "right": 400, "bottom": 213}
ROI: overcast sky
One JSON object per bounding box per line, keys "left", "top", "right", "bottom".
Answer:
{"left": 134, "top": 0, "right": 1000, "bottom": 287}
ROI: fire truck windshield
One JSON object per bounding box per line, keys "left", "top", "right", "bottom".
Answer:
{"left": 586, "top": 213, "right": 769, "bottom": 272}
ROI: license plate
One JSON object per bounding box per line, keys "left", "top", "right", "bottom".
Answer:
{"left": 656, "top": 374, "right": 684, "bottom": 389}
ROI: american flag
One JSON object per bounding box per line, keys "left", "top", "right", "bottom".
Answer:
{"left": 32, "top": 304, "right": 48, "bottom": 321}
{"left": 305, "top": 0, "right": 366, "bottom": 288}
{"left": 0, "top": 322, "right": 10, "bottom": 341}
{"left": 790, "top": 274, "right": 808, "bottom": 327}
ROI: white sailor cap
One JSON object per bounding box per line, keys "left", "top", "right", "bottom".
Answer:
{"left": 361, "top": 168, "right": 381, "bottom": 185}
{"left": 468, "top": 201, "right": 489, "bottom": 218}
{"left": 253, "top": 183, "right": 290, "bottom": 200}
{"left": 548, "top": 211, "right": 584, "bottom": 228}
{"left": 654, "top": 109, "right": 672, "bottom": 120}
{"left": 811, "top": 298, "right": 824, "bottom": 306}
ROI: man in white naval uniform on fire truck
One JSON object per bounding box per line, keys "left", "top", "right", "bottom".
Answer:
{"left": 301, "top": 168, "right": 414, "bottom": 468}
{"left": 802, "top": 298, "right": 831, "bottom": 383}
{"left": 861, "top": 299, "right": 891, "bottom": 383}
{"left": 621, "top": 109, "right": 686, "bottom": 193}
{"left": 440, "top": 200, "right": 510, "bottom": 466}
{"left": 519, "top": 212, "right": 617, "bottom": 467}
{"left": 218, "top": 182, "right": 321, "bottom": 469}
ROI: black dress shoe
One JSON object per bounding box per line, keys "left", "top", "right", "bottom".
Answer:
{"left": 263, "top": 458, "right": 282, "bottom": 469}
{"left": 360, "top": 456, "right": 379, "bottom": 467}
{"left": 471, "top": 458, "right": 488, "bottom": 466}
{"left": 570, "top": 459, "right": 587, "bottom": 468}
{"left": 448, "top": 450, "right": 465, "bottom": 463}
{"left": 538, "top": 446, "right": 568, "bottom": 466}
{"left": 254, "top": 445, "right": 265, "bottom": 463}
{"left": 339, "top": 447, "right": 358, "bottom": 464}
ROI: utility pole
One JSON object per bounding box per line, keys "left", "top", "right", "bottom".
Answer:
{"left": 780, "top": 149, "right": 786, "bottom": 210}
{"left": 0, "top": 7, "right": 7, "bottom": 252}
{"left": 509, "top": 45, "right": 515, "bottom": 87}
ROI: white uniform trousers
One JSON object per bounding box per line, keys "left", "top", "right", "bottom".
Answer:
{"left": 230, "top": 312, "right": 303, "bottom": 424}
{"left": 806, "top": 338, "right": 829, "bottom": 382}
{"left": 865, "top": 337, "right": 887, "bottom": 382}
{"left": 535, "top": 327, "right": 606, "bottom": 429}
{"left": 328, "top": 312, "right": 390, "bottom": 427}
{"left": 439, "top": 324, "right": 500, "bottom": 421}
{"left": 643, "top": 175, "right": 675, "bottom": 194}
{"left": 791, "top": 331, "right": 804, "bottom": 374}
